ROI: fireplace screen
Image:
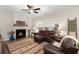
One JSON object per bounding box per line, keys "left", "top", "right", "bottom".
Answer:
{"left": 16, "top": 29, "right": 26, "bottom": 39}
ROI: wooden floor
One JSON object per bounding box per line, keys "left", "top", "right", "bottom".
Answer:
{"left": 0, "top": 35, "right": 3, "bottom": 54}
{"left": 0, "top": 42, "right": 2, "bottom": 53}
{"left": 6, "top": 37, "right": 48, "bottom": 54}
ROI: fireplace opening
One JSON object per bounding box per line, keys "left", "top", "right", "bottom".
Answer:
{"left": 16, "top": 29, "right": 26, "bottom": 39}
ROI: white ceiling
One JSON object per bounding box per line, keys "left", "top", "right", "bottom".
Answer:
{"left": 0, "top": 5, "right": 79, "bottom": 18}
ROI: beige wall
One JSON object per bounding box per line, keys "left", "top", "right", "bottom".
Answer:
{"left": 0, "top": 12, "right": 14, "bottom": 40}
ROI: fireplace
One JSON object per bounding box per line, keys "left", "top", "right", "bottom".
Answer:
{"left": 16, "top": 29, "right": 26, "bottom": 39}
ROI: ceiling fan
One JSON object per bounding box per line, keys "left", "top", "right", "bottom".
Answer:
{"left": 22, "top": 5, "right": 40, "bottom": 14}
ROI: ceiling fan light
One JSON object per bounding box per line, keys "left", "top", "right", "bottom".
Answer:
{"left": 30, "top": 10, "right": 34, "bottom": 13}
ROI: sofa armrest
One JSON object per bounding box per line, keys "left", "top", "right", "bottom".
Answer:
{"left": 44, "top": 43, "right": 63, "bottom": 54}
{"left": 64, "top": 46, "right": 78, "bottom": 54}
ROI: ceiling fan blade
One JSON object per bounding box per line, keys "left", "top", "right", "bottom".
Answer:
{"left": 34, "top": 8, "right": 40, "bottom": 10}
{"left": 27, "top": 5, "right": 32, "bottom": 9}
{"left": 34, "top": 11, "right": 38, "bottom": 14}
{"left": 21, "top": 9, "right": 29, "bottom": 11}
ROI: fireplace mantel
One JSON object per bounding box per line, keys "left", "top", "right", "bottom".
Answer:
{"left": 14, "top": 26, "right": 27, "bottom": 30}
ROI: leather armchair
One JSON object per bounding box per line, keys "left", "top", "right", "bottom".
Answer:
{"left": 44, "top": 37, "right": 78, "bottom": 54}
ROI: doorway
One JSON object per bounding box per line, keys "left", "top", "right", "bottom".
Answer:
{"left": 68, "top": 17, "right": 77, "bottom": 38}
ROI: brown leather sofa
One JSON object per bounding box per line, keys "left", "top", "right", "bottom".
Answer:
{"left": 34, "top": 30, "right": 55, "bottom": 43}
{"left": 44, "top": 37, "right": 78, "bottom": 54}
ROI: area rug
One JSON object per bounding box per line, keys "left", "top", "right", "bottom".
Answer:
{"left": 7, "top": 37, "right": 47, "bottom": 54}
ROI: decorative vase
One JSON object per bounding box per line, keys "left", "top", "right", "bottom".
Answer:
{"left": 10, "top": 35, "right": 16, "bottom": 41}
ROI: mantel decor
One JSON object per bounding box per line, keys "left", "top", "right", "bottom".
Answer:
{"left": 13, "top": 21, "right": 28, "bottom": 26}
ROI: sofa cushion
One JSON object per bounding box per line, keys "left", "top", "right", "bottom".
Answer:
{"left": 40, "top": 31, "right": 49, "bottom": 37}
{"left": 60, "top": 38, "right": 75, "bottom": 49}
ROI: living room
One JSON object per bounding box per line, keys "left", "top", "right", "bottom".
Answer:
{"left": 0, "top": 5, "right": 79, "bottom": 54}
